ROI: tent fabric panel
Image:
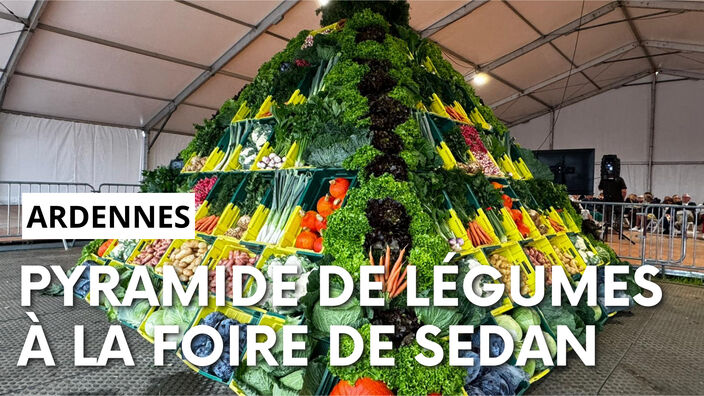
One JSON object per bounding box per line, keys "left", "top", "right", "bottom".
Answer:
{"left": 188, "top": 0, "right": 282, "bottom": 26}
{"left": 551, "top": 9, "right": 635, "bottom": 66}
{"left": 493, "top": 95, "right": 547, "bottom": 124}
{"left": 428, "top": 1, "right": 540, "bottom": 65}
{"left": 0, "top": 19, "right": 23, "bottom": 69}
{"left": 16, "top": 29, "right": 203, "bottom": 99}
{"left": 161, "top": 104, "right": 215, "bottom": 134}
{"left": 221, "top": 33, "right": 287, "bottom": 77}
{"left": 186, "top": 74, "right": 248, "bottom": 109}
{"left": 39, "top": 0, "right": 251, "bottom": 65}
{"left": 492, "top": 43, "right": 573, "bottom": 89}
{"left": 267, "top": 0, "right": 319, "bottom": 39}
{"left": 148, "top": 132, "right": 193, "bottom": 169}
{"left": 3, "top": 75, "right": 167, "bottom": 127}
{"left": 653, "top": 79, "right": 704, "bottom": 162}
{"left": 531, "top": 73, "right": 593, "bottom": 106}
{"left": 505, "top": 0, "right": 611, "bottom": 34}
{"left": 0, "top": 112, "right": 142, "bottom": 189}
{"left": 408, "top": 0, "right": 467, "bottom": 31}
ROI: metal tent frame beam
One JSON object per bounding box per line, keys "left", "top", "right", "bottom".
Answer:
{"left": 621, "top": 4, "right": 657, "bottom": 71}
{"left": 622, "top": 0, "right": 704, "bottom": 12}
{"left": 419, "top": 0, "right": 489, "bottom": 38}
{"left": 142, "top": 0, "right": 299, "bottom": 133}
{"left": 0, "top": 1, "right": 47, "bottom": 107}
{"left": 643, "top": 40, "right": 704, "bottom": 53}
{"left": 465, "top": 1, "right": 620, "bottom": 80}
{"left": 506, "top": 70, "right": 652, "bottom": 126}
{"left": 175, "top": 0, "right": 290, "bottom": 42}
{"left": 502, "top": 0, "right": 601, "bottom": 90}
{"left": 437, "top": 43, "right": 553, "bottom": 110}
{"left": 660, "top": 68, "right": 704, "bottom": 80}
{"left": 489, "top": 41, "right": 639, "bottom": 107}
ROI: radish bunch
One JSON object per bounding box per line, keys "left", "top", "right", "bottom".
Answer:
{"left": 193, "top": 177, "right": 217, "bottom": 207}
{"left": 460, "top": 125, "right": 503, "bottom": 177}
{"left": 208, "top": 250, "right": 258, "bottom": 297}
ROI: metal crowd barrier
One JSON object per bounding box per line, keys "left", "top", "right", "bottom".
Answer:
{"left": 0, "top": 181, "right": 140, "bottom": 240}
{"left": 97, "top": 183, "right": 141, "bottom": 193}
{"left": 577, "top": 200, "right": 704, "bottom": 277}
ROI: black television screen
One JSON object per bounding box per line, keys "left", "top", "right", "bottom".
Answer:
{"left": 534, "top": 148, "right": 595, "bottom": 196}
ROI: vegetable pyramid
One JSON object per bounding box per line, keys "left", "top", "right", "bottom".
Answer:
{"left": 79, "top": 1, "right": 636, "bottom": 395}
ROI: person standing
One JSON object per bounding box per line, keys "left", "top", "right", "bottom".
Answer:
{"left": 598, "top": 175, "right": 627, "bottom": 230}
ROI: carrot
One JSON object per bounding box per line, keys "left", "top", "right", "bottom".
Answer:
{"left": 387, "top": 264, "right": 401, "bottom": 296}
{"left": 203, "top": 215, "right": 216, "bottom": 231}
{"left": 207, "top": 216, "right": 219, "bottom": 233}
{"left": 470, "top": 222, "right": 484, "bottom": 245}
{"left": 379, "top": 253, "right": 386, "bottom": 291}
{"left": 204, "top": 216, "right": 217, "bottom": 232}
{"left": 475, "top": 221, "right": 492, "bottom": 244}
{"left": 369, "top": 249, "right": 383, "bottom": 284}
{"left": 386, "top": 249, "right": 406, "bottom": 295}
{"left": 468, "top": 222, "right": 479, "bottom": 245}
{"left": 477, "top": 224, "right": 491, "bottom": 243}
{"left": 384, "top": 245, "right": 391, "bottom": 281}
{"left": 391, "top": 280, "right": 407, "bottom": 298}
{"left": 394, "top": 266, "right": 408, "bottom": 294}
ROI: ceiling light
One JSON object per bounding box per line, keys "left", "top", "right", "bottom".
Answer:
{"left": 318, "top": 0, "right": 329, "bottom": 6}
{"left": 473, "top": 73, "right": 489, "bottom": 86}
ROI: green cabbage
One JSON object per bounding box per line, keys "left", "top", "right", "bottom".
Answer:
{"left": 117, "top": 300, "right": 151, "bottom": 327}
{"left": 311, "top": 286, "right": 363, "bottom": 334}
{"left": 280, "top": 369, "right": 305, "bottom": 391}
{"left": 495, "top": 315, "right": 523, "bottom": 342}
{"left": 511, "top": 307, "right": 540, "bottom": 334}
{"left": 414, "top": 305, "right": 463, "bottom": 332}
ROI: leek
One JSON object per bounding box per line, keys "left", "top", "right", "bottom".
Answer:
{"left": 256, "top": 170, "right": 311, "bottom": 244}
{"left": 215, "top": 120, "right": 249, "bottom": 171}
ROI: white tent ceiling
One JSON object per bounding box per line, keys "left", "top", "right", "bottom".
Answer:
{"left": 0, "top": 0, "right": 703, "bottom": 146}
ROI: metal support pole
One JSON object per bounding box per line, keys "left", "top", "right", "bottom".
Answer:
{"left": 141, "top": 130, "right": 149, "bottom": 177}
{"left": 549, "top": 110, "right": 556, "bottom": 150}
{"left": 647, "top": 72, "right": 657, "bottom": 192}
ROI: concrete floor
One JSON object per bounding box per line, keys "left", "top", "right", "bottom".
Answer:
{"left": 1, "top": 248, "right": 703, "bottom": 395}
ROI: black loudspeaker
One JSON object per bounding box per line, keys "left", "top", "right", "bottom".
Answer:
{"left": 600, "top": 154, "right": 620, "bottom": 180}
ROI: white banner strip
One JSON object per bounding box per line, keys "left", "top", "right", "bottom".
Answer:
{"left": 21, "top": 193, "right": 196, "bottom": 239}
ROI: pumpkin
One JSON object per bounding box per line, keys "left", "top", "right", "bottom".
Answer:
{"left": 502, "top": 194, "right": 513, "bottom": 209}
{"left": 314, "top": 214, "right": 327, "bottom": 233}
{"left": 317, "top": 195, "right": 335, "bottom": 217}
{"left": 330, "top": 378, "right": 394, "bottom": 396}
{"left": 301, "top": 210, "right": 318, "bottom": 230}
{"left": 295, "top": 230, "right": 317, "bottom": 250}
{"left": 313, "top": 236, "right": 324, "bottom": 253}
{"left": 329, "top": 177, "right": 350, "bottom": 199}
